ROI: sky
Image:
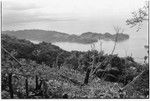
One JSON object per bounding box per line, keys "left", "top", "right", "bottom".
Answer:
{"left": 2, "top": 0, "right": 147, "bottom": 35}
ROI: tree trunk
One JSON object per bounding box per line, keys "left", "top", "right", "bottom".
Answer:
{"left": 84, "top": 68, "right": 91, "bottom": 85}
{"left": 25, "top": 78, "right": 29, "bottom": 98}
{"left": 35, "top": 75, "right": 38, "bottom": 90}
{"left": 38, "top": 79, "right": 43, "bottom": 90}
{"left": 43, "top": 80, "right": 48, "bottom": 98}
{"left": 8, "top": 73, "right": 13, "bottom": 98}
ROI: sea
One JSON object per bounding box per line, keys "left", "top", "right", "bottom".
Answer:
{"left": 30, "top": 30, "right": 149, "bottom": 64}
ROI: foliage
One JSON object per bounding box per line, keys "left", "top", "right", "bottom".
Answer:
{"left": 126, "top": 1, "right": 149, "bottom": 31}
{"left": 65, "top": 54, "right": 79, "bottom": 70}
{"left": 2, "top": 34, "right": 70, "bottom": 67}
{"left": 1, "top": 34, "right": 149, "bottom": 99}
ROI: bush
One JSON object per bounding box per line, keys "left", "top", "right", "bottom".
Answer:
{"left": 65, "top": 55, "right": 79, "bottom": 70}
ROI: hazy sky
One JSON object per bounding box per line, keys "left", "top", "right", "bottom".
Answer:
{"left": 2, "top": 0, "right": 147, "bottom": 34}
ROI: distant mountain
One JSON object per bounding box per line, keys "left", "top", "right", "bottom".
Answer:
{"left": 80, "top": 32, "right": 129, "bottom": 42}
{"left": 2, "top": 29, "right": 129, "bottom": 44}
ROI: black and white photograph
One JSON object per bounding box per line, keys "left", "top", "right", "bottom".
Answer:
{"left": 1, "top": 0, "right": 149, "bottom": 99}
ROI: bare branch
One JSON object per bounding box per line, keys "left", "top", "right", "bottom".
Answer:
{"left": 126, "top": 2, "right": 148, "bottom": 31}
{"left": 111, "top": 26, "right": 124, "bottom": 54}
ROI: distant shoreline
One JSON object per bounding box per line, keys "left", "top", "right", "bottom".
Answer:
{"left": 2, "top": 29, "right": 129, "bottom": 44}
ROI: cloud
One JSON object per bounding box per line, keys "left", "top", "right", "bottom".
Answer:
{"left": 2, "top": 0, "right": 144, "bottom": 30}
{"left": 3, "top": 0, "right": 42, "bottom": 11}
{"left": 3, "top": 11, "right": 77, "bottom": 25}
{"left": 5, "top": 4, "right": 40, "bottom": 11}
{"left": 2, "top": 0, "right": 78, "bottom": 25}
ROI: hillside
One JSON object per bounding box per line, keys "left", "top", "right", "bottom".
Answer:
{"left": 1, "top": 34, "right": 70, "bottom": 66}
{"left": 2, "top": 30, "right": 129, "bottom": 44}
{"left": 1, "top": 34, "right": 148, "bottom": 99}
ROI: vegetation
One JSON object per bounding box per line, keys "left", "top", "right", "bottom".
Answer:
{"left": 126, "top": 1, "right": 149, "bottom": 32}
{"left": 1, "top": 34, "right": 149, "bottom": 99}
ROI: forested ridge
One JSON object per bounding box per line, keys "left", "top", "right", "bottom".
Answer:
{"left": 2, "top": 30, "right": 129, "bottom": 44}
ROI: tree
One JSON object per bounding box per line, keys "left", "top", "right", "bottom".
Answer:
{"left": 124, "top": 2, "right": 149, "bottom": 96}
{"left": 126, "top": 1, "right": 149, "bottom": 32}
{"left": 111, "top": 26, "right": 124, "bottom": 55}
{"left": 126, "top": 1, "right": 149, "bottom": 61}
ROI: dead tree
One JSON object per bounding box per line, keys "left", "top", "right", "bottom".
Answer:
{"left": 38, "top": 79, "right": 43, "bottom": 90}
{"left": 90, "top": 27, "right": 124, "bottom": 77}
{"left": 8, "top": 73, "right": 13, "bottom": 98}
{"left": 84, "top": 68, "right": 91, "bottom": 85}
{"left": 42, "top": 80, "right": 48, "bottom": 98}
{"left": 35, "top": 75, "right": 39, "bottom": 90}
{"left": 1, "top": 46, "right": 22, "bottom": 66}
{"left": 111, "top": 26, "right": 124, "bottom": 55}
{"left": 25, "top": 78, "right": 29, "bottom": 98}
